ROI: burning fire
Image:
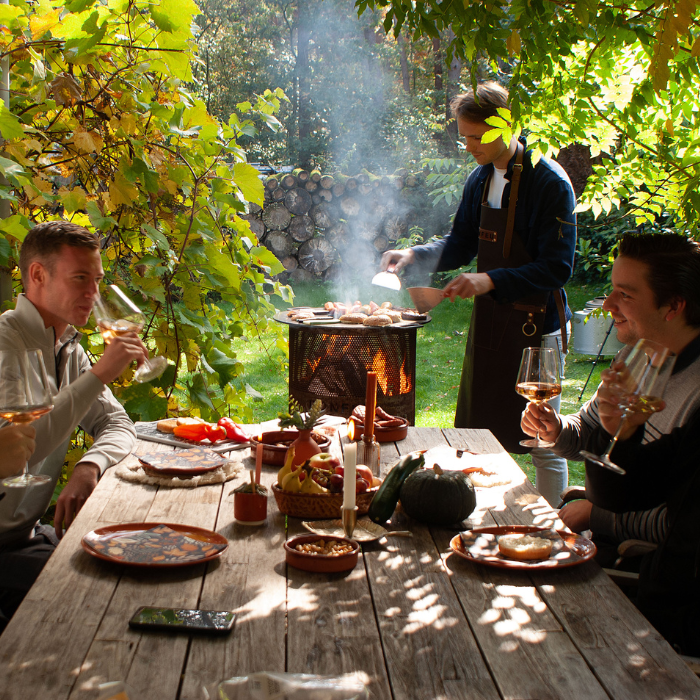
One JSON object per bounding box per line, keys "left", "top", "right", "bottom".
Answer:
{"left": 348, "top": 420, "right": 356, "bottom": 441}
{"left": 371, "top": 347, "right": 412, "bottom": 394}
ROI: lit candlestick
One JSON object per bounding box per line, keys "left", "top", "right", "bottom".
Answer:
{"left": 255, "top": 433, "right": 263, "bottom": 485}
{"left": 364, "top": 371, "right": 377, "bottom": 440}
{"left": 343, "top": 440, "right": 357, "bottom": 510}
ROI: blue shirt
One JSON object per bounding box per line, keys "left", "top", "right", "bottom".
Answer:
{"left": 412, "top": 138, "right": 577, "bottom": 333}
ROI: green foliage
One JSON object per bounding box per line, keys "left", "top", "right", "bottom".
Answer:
{"left": 193, "top": 0, "right": 458, "bottom": 170}
{"left": 278, "top": 398, "right": 325, "bottom": 430}
{"left": 0, "top": 0, "right": 291, "bottom": 422}
{"left": 356, "top": 0, "right": 700, "bottom": 238}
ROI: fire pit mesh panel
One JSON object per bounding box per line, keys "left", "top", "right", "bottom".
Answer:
{"left": 288, "top": 326, "right": 417, "bottom": 424}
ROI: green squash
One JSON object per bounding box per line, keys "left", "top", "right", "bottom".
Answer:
{"left": 399, "top": 463, "right": 476, "bottom": 526}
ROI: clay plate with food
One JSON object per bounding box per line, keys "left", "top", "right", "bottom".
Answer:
{"left": 451, "top": 525, "right": 596, "bottom": 570}
{"left": 284, "top": 534, "right": 360, "bottom": 573}
{"left": 82, "top": 523, "right": 228, "bottom": 568}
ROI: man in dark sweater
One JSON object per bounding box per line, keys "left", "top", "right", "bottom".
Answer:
{"left": 584, "top": 373, "right": 700, "bottom": 654}
{"left": 522, "top": 233, "right": 700, "bottom": 546}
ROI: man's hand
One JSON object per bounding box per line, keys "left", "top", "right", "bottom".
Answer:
{"left": 54, "top": 462, "right": 100, "bottom": 539}
{"left": 91, "top": 334, "right": 149, "bottom": 384}
{"left": 597, "top": 364, "right": 658, "bottom": 439}
{"left": 0, "top": 425, "right": 36, "bottom": 477}
{"left": 559, "top": 499, "right": 593, "bottom": 533}
{"left": 521, "top": 402, "right": 562, "bottom": 443}
{"left": 442, "top": 273, "right": 495, "bottom": 301}
{"left": 380, "top": 249, "right": 415, "bottom": 273}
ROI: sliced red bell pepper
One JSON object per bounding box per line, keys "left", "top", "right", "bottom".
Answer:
{"left": 217, "top": 417, "right": 248, "bottom": 443}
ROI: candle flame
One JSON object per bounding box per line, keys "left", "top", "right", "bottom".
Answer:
{"left": 258, "top": 432, "right": 263, "bottom": 442}
{"left": 348, "top": 420, "right": 355, "bottom": 441}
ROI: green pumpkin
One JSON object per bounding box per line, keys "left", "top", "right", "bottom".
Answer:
{"left": 399, "top": 464, "right": 476, "bottom": 526}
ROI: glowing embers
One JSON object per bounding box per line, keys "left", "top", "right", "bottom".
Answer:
{"left": 288, "top": 324, "right": 418, "bottom": 422}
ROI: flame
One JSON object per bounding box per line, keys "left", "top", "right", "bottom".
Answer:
{"left": 370, "top": 346, "right": 412, "bottom": 395}
{"left": 258, "top": 432, "right": 263, "bottom": 442}
{"left": 348, "top": 420, "right": 355, "bottom": 441}
{"left": 372, "top": 348, "right": 389, "bottom": 393}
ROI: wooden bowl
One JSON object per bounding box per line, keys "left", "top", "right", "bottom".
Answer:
{"left": 272, "top": 483, "right": 377, "bottom": 519}
{"left": 349, "top": 417, "right": 409, "bottom": 443}
{"left": 284, "top": 534, "right": 359, "bottom": 573}
{"left": 250, "top": 431, "right": 332, "bottom": 466}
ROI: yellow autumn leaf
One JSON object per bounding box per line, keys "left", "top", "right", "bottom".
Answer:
{"left": 30, "top": 9, "right": 61, "bottom": 39}
{"left": 73, "top": 128, "right": 104, "bottom": 154}
{"left": 109, "top": 172, "right": 139, "bottom": 206}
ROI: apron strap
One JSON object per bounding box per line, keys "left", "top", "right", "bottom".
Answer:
{"left": 554, "top": 289, "right": 568, "bottom": 354}
{"left": 503, "top": 142, "right": 524, "bottom": 259}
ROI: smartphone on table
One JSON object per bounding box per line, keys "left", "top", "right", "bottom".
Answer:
{"left": 129, "top": 606, "right": 235, "bottom": 635}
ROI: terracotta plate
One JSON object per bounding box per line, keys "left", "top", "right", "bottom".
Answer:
{"left": 82, "top": 522, "right": 228, "bottom": 567}
{"left": 450, "top": 525, "right": 596, "bottom": 570}
{"left": 137, "top": 447, "right": 228, "bottom": 477}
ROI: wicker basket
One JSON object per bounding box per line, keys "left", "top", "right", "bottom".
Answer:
{"left": 272, "top": 483, "right": 377, "bottom": 519}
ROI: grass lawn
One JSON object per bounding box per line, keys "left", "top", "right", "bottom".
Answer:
{"left": 236, "top": 278, "right": 610, "bottom": 490}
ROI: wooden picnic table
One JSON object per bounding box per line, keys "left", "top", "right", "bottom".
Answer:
{"left": 1, "top": 423, "right": 699, "bottom": 699}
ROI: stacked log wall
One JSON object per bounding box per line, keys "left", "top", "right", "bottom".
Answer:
{"left": 250, "top": 168, "right": 444, "bottom": 283}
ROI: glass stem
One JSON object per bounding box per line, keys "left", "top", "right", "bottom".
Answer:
{"left": 602, "top": 411, "right": 629, "bottom": 461}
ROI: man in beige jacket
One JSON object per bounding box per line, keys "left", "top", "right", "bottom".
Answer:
{"left": 0, "top": 220, "right": 148, "bottom": 631}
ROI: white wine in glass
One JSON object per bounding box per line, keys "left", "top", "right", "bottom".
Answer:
{"left": 93, "top": 285, "right": 168, "bottom": 384}
{"left": 516, "top": 346, "right": 562, "bottom": 448}
{"left": 580, "top": 338, "right": 676, "bottom": 475}
{"left": 0, "top": 349, "right": 54, "bottom": 488}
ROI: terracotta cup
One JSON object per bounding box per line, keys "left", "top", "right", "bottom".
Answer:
{"left": 234, "top": 491, "right": 267, "bottom": 525}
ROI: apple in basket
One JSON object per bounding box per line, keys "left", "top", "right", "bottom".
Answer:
{"left": 308, "top": 453, "right": 341, "bottom": 470}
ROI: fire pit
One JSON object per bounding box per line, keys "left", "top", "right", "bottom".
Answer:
{"left": 275, "top": 310, "right": 430, "bottom": 424}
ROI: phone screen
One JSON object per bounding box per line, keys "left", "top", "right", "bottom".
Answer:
{"left": 129, "top": 606, "right": 235, "bottom": 634}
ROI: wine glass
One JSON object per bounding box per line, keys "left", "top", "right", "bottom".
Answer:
{"left": 580, "top": 338, "right": 676, "bottom": 475}
{"left": 0, "top": 349, "right": 54, "bottom": 488}
{"left": 516, "top": 346, "right": 562, "bottom": 448}
{"left": 93, "top": 285, "right": 168, "bottom": 383}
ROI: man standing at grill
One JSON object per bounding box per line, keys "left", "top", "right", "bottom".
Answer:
{"left": 381, "top": 82, "right": 577, "bottom": 506}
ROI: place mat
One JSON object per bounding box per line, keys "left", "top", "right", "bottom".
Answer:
{"left": 135, "top": 421, "right": 251, "bottom": 454}
{"left": 82, "top": 523, "right": 228, "bottom": 566}
{"left": 451, "top": 525, "right": 596, "bottom": 570}
{"left": 116, "top": 457, "right": 240, "bottom": 488}
{"left": 138, "top": 447, "right": 227, "bottom": 476}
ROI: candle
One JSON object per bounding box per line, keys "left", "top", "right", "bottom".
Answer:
{"left": 364, "top": 371, "right": 377, "bottom": 440}
{"left": 343, "top": 440, "right": 357, "bottom": 510}
{"left": 255, "top": 433, "right": 263, "bottom": 485}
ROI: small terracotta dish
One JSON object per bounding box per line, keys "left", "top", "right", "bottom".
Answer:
{"left": 349, "top": 417, "right": 409, "bottom": 443}
{"left": 250, "top": 431, "right": 332, "bottom": 466}
{"left": 284, "top": 534, "right": 360, "bottom": 573}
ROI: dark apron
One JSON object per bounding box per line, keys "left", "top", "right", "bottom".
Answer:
{"left": 454, "top": 145, "right": 551, "bottom": 453}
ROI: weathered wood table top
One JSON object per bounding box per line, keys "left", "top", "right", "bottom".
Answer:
{"left": 1, "top": 424, "right": 698, "bottom": 700}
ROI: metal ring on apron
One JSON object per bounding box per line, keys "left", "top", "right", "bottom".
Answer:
{"left": 522, "top": 312, "right": 537, "bottom": 337}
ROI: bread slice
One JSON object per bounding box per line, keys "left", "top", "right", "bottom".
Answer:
{"left": 156, "top": 418, "right": 178, "bottom": 433}
{"left": 498, "top": 534, "right": 553, "bottom": 561}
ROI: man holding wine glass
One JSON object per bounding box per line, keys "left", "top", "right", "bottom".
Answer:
{"left": 0, "top": 425, "right": 36, "bottom": 479}
{"left": 521, "top": 232, "right": 700, "bottom": 549}
{"left": 0, "top": 220, "right": 147, "bottom": 632}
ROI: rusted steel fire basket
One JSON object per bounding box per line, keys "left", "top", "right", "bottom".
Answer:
{"left": 274, "top": 311, "right": 431, "bottom": 424}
